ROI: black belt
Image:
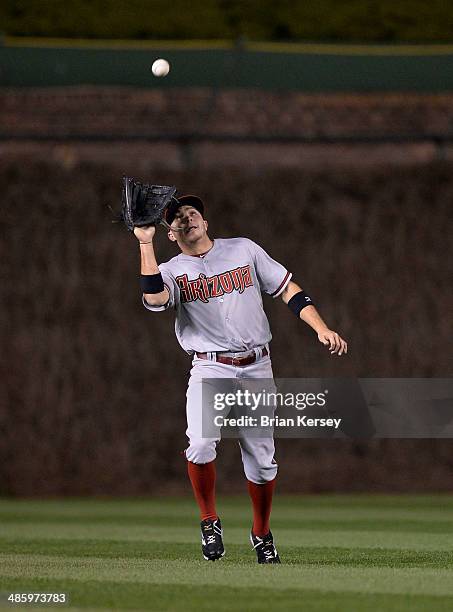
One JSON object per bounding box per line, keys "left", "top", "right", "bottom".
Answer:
{"left": 196, "top": 347, "right": 268, "bottom": 367}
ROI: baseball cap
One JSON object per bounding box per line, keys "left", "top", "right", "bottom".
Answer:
{"left": 165, "top": 194, "right": 205, "bottom": 226}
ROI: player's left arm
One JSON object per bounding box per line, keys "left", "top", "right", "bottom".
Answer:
{"left": 281, "top": 280, "right": 348, "bottom": 356}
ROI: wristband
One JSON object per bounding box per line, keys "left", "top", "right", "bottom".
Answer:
{"left": 288, "top": 290, "right": 314, "bottom": 316}
{"left": 140, "top": 273, "right": 165, "bottom": 294}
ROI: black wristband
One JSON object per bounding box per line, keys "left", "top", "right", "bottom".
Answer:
{"left": 288, "top": 290, "right": 314, "bottom": 316}
{"left": 140, "top": 273, "right": 165, "bottom": 294}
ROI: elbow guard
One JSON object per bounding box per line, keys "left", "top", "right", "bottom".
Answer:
{"left": 288, "top": 290, "right": 314, "bottom": 316}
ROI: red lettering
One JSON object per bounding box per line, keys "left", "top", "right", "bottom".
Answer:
{"left": 231, "top": 267, "right": 245, "bottom": 293}
{"left": 219, "top": 272, "right": 234, "bottom": 293}
{"left": 199, "top": 274, "right": 210, "bottom": 302}
{"left": 208, "top": 275, "right": 223, "bottom": 297}
{"left": 176, "top": 274, "right": 192, "bottom": 303}
{"left": 189, "top": 278, "right": 208, "bottom": 303}
{"left": 178, "top": 266, "right": 254, "bottom": 304}
{"left": 242, "top": 265, "right": 253, "bottom": 288}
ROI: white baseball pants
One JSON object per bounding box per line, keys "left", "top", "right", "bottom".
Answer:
{"left": 185, "top": 353, "right": 278, "bottom": 484}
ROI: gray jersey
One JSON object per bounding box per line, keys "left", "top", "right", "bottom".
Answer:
{"left": 143, "top": 237, "right": 291, "bottom": 354}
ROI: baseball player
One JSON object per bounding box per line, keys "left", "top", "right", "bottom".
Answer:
{"left": 134, "top": 194, "right": 347, "bottom": 563}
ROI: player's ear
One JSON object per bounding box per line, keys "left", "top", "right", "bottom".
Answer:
{"left": 204, "top": 219, "right": 208, "bottom": 231}
{"left": 168, "top": 230, "right": 177, "bottom": 242}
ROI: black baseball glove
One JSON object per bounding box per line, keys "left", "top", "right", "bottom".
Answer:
{"left": 121, "top": 177, "right": 177, "bottom": 232}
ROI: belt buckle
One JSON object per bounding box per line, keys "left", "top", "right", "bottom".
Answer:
{"left": 234, "top": 353, "right": 255, "bottom": 367}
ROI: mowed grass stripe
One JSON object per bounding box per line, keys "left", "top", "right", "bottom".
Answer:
{"left": 2, "top": 523, "right": 453, "bottom": 551}
{"left": 2, "top": 538, "right": 453, "bottom": 569}
{"left": 2, "top": 578, "right": 453, "bottom": 612}
{"left": 3, "top": 495, "right": 453, "bottom": 512}
{"left": 1, "top": 514, "right": 452, "bottom": 534}
{"left": 2, "top": 496, "right": 453, "bottom": 522}
{"left": 2, "top": 497, "right": 453, "bottom": 611}
{"left": 3, "top": 555, "right": 453, "bottom": 597}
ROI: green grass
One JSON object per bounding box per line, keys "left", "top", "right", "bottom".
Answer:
{"left": 1, "top": 496, "right": 453, "bottom": 611}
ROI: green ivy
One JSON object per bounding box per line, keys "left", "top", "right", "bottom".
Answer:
{"left": 1, "top": 0, "right": 453, "bottom": 42}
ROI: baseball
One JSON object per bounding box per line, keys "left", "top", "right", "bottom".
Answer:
{"left": 151, "top": 58, "right": 170, "bottom": 77}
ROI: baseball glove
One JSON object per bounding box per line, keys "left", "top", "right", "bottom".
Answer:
{"left": 121, "top": 176, "right": 177, "bottom": 232}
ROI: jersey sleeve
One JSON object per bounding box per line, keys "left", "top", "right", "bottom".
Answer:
{"left": 142, "top": 266, "right": 180, "bottom": 312}
{"left": 246, "top": 239, "right": 292, "bottom": 298}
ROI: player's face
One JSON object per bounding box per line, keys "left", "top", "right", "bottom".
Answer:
{"left": 169, "top": 206, "right": 207, "bottom": 244}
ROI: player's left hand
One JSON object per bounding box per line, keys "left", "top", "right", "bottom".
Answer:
{"left": 318, "top": 330, "right": 348, "bottom": 356}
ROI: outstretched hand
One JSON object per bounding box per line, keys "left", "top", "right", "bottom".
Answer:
{"left": 318, "top": 329, "right": 348, "bottom": 356}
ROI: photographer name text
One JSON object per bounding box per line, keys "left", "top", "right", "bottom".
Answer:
{"left": 213, "top": 415, "right": 342, "bottom": 429}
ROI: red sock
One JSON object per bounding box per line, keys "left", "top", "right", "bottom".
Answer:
{"left": 247, "top": 478, "right": 276, "bottom": 537}
{"left": 187, "top": 460, "right": 218, "bottom": 521}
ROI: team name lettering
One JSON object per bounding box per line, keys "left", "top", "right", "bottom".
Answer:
{"left": 176, "top": 265, "right": 253, "bottom": 303}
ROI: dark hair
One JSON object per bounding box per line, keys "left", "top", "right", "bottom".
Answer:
{"left": 165, "top": 195, "right": 204, "bottom": 225}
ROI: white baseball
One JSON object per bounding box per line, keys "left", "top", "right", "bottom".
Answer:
{"left": 152, "top": 58, "right": 170, "bottom": 77}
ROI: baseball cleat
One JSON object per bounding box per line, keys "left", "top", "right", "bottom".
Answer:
{"left": 250, "top": 530, "right": 281, "bottom": 564}
{"left": 201, "top": 517, "right": 225, "bottom": 561}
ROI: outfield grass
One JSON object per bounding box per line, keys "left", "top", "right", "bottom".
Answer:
{"left": 1, "top": 495, "right": 453, "bottom": 611}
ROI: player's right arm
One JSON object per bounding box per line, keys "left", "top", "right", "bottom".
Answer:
{"left": 134, "top": 226, "right": 170, "bottom": 307}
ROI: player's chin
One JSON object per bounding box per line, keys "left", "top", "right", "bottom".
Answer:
{"left": 184, "top": 227, "right": 202, "bottom": 241}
